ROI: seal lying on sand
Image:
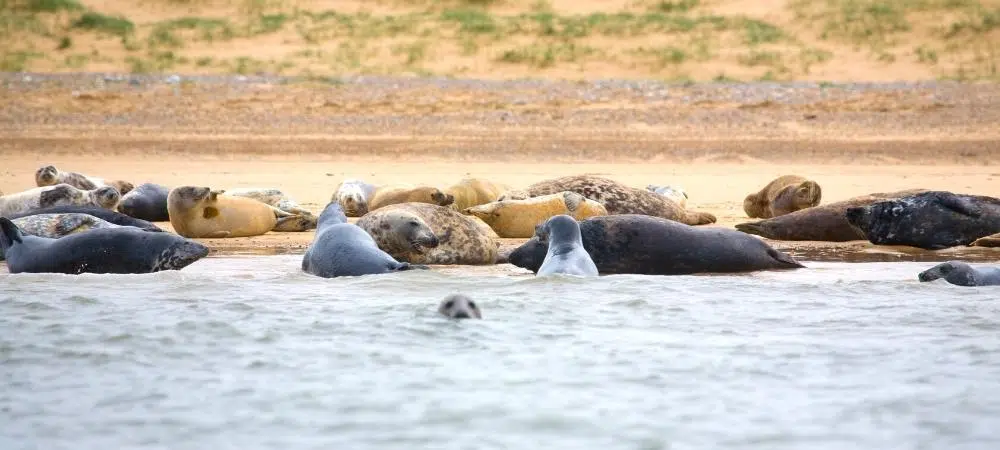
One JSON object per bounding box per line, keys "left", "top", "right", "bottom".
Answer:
{"left": 918, "top": 261, "right": 1000, "bottom": 287}
{"left": 357, "top": 203, "right": 498, "bottom": 265}
{"left": 845, "top": 191, "right": 1000, "bottom": 250}
{"left": 0, "top": 217, "right": 208, "bottom": 274}
{"left": 972, "top": 232, "right": 1000, "bottom": 247}
{"left": 34, "top": 165, "right": 134, "bottom": 195}
{"left": 368, "top": 185, "right": 455, "bottom": 212}
{"left": 445, "top": 178, "right": 509, "bottom": 212}
{"left": 222, "top": 188, "right": 317, "bottom": 231}
{"left": 302, "top": 202, "right": 427, "bottom": 278}
{"left": 118, "top": 183, "right": 171, "bottom": 222}
{"left": 735, "top": 189, "right": 928, "bottom": 242}
{"left": 168, "top": 186, "right": 304, "bottom": 238}
{"left": 0, "top": 184, "right": 121, "bottom": 217}
{"left": 509, "top": 214, "right": 804, "bottom": 275}
{"left": 332, "top": 179, "right": 378, "bottom": 217}
{"left": 645, "top": 185, "right": 688, "bottom": 208}
{"left": 437, "top": 294, "right": 482, "bottom": 319}
{"left": 743, "top": 175, "right": 822, "bottom": 219}
{"left": 465, "top": 191, "right": 608, "bottom": 238}
{"left": 508, "top": 175, "right": 715, "bottom": 225}
{"left": 1, "top": 213, "right": 134, "bottom": 261}
{"left": 536, "top": 215, "right": 598, "bottom": 277}
{"left": 7, "top": 205, "right": 163, "bottom": 232}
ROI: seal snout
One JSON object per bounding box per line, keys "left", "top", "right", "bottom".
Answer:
{"left": 437, "top": 294, "right": 482, "bottom": 320}
{"left": 165, "top": 239, "right": 210, "bottom": 270}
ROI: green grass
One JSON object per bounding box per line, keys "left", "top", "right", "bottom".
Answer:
{"left": 650, "top": 0, "right": 699, "bottom": 13}
{"left": 441, "top": 8, "right": 497, "bottom": 33}
{"left": 22, "top": 0, "right": 84, "bottom": 13}
{"left": 72, "top": 12, "right": 134, "bottom": 37}
{"left": 497, "top": 42, "right": 597, "bottom": 68}
{"left": 738, "top": 50, "right": 782, "bottom": 67}
{"left": 0, "top": 50, "right": 42, "bottom": 71}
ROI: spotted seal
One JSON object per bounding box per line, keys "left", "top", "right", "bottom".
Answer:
{"left": 0, "top": 217, "right": 208, "bottom": 274}
{"left": 332, "top": 179, "right": 379, "bottom": 217}
{"left": 465, "top": 191, "right": 608, "bottom": 238}
{"left": 445, "top": 177, "right": 509, "bottom": 212}
{"left": 508, "top": 214, "right": 804, "bottom": 275}
{"left": 743, "top": 175, "right": 822, "bottom": 219}
{"left": 536, "top": 215, "right": 599, "bottom": 277}
{"left": 367, "top": 185, "right": 456, "bottom": 212}
{"left": 645, "top": 184, "right": 688, "bottom": 208}
{"left": 0, "top": 184, "right": 121, "bottom": 217}
{"left": 1, "top": 213, "right": 134, "bottom": 261}
{"left": 357, "top": 202, "right": 498, "bottom": 265}
{"left": 735, "top": 189, "right": 928, "bottom": 242}
{"left": 6, "top": 205, "right": 163, "bottom": 232}
{"left": 168, "top": 186, "right": 304, "bottom": 238}
{"left": 34, "top": 165, "right": 134, "bottom": 195}
{"left": 918, "top": 261, "right": 1000, "bottom": 287}
{"left": 437, "top": 294, "right": 482, "bottom": 319}
{"left": 118, "top": 183, "right": 171, "bottom": 222}
{"left": 845, "top": 191, "right": 1000, "bottom": 250}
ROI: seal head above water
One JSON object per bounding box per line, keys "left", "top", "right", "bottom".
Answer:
{"left": 918, "top": 261, "right": 1000, "bottom": 287}
{"left": 535, "top": 215, "right": 598, "bottom": 277}
{"left": 437, "top": 294, "right": 482, "bottom": 319}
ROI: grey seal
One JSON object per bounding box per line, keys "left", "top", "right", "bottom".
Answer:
{"left": 918, "top": 261, "right": 1000, "bottom": 287}
{"left": 302, "top": 202, "right": 427, "bottom": 278}
{"left": 1, "top": 213, "right": 134, "bottom": 261}
{"left": 508, "top": 214, "right": 805, "bottom": 275}
{"left": 6, "top": 205, "right": 164, "bottom": 232}
{"left": 845, "top": 191, "right": 1000, "bottom": 250}
{"left": 0, "top": 217, "right": 208, "bottom": 274}
{"left": 332, "top": 179, "right": 379, "bottom": 217}
{"left": 437, "top": 294, "right": 482, "bottom": 319}
{"left": 536, "top": 215, "right": 599, "bottom": 277}
{"left": 117, "top": 183, "right": 171, "bottom": 222}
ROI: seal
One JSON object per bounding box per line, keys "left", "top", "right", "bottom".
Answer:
{"left": 367, "top": 185, "right": 456, "bottom": 212}
{"left": 510, "top": 175, "right": 716, "bottom": 225}
{"left": 302, "top": 202, "right": 428, "bottom": 278}
{"left": 0, "top": 217, "right": 208, "bottom": 274}
{"left": 743, "top": 175, "right": 822, "bottom": 219}
{"left": 34, "top": 165, "right": 134, "bottom": 195}
{"left": 464, "top": 191, "right": 608, "bottom": 238}
{"left": 645, "top": 184, "right": 688, "bottom": 208}
{"left": 168, "top": 186, "right": 289, "bottom": 238}
{"left": 445, "top": 177, "right": 509, "bottom": 212}
{"left": 972, "top": 232, "right": 1000, "bottom": 247}
{"left": 6, "top": 205, "right": 163, "bottom": 232}
{"left": 222, "top": 187, "right": 317, "bottom": 231}
{"left": 536, "top": 215, "right": 599, "bottom": 277}
{"left": 437, "top": 294, "right": 482, "bottom": 319}
{"left": 118, "top": 183, "right": 171, "bottom": 222}
{"left": 0, "top": 184, "right": 121, "bottom": 217}
{"left": 735, "top": 189, "right": 928, "bottom": 242}
{"left": 1, "top": 213, "right": 134, "bottom": 261}
{"left": 508, "top": 214, "right": 805, "bottom": 275}
{"left": 845, "top": 191, "right": 1000, "bottom": 250}
{"left": 357, "top": 202, "right": 498, "bottom": 265}
{"left": 332, "top": 179, "right": 378, "bottom": 217}
{"left": 918, "top": 261, "right": 1000, "bottom": 287}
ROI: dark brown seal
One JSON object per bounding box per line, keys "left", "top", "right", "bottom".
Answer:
{"left": 743, "top": 175, "right": 822, "bottom": 219}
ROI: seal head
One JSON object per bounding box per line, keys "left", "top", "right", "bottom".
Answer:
{"left": 437, "top": 294, "right": 482, "bottom": 319}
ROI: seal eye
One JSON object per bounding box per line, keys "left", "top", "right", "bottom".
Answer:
{"left": 444, "top": 300, "right": 454, "bottom": 309}
{"left": 468, "top": 301, "right": 476, "bottom": 309}
{"left": 409, "top": 221, "right": 419, "bottom": 227}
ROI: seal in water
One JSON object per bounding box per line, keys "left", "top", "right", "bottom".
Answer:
{"left": 464, "top": 191, "right": 608, "bottom": 238}
{"left": 302, "top": 202, "right": 427, "bottom": 278}
{"left": 0, "top": 217, "right": 208, "bottom": 274}
{"left": 918, "top": 261, "right": 1000, "bottom": 287}
{"left": 845, "top": 191, "right": 1000, "bottom": 250}
{"left": 445, "top": 177, "right": 510, "bottom": 212}
{"left": 743, "top": 175, "right": 822, "bottom": 219}
{"left": 0, "top": 184, "right": 121, "bottom": 217}
{"left": 167, "top": 186, "right": 306, "bottom": 238}
{"left": 34, "top": 165, "right": 133, "bottom": 195}
{"left": 1, "top": 213, "right": 133, "bottom": 261}
{"left": 332, "top": 179, "right": 378, "bottom": 217}
{"left": 367, "top": 185, "right": 455, "bottom": 212}
{"left": 508, "top": 214, "right": 805, "bottom": 275}
{"left": 536, "top": 215, "right": 599, "bottom": 277}
{"left": 437, "top": 294, "right": 482, "bottom": 319}
{"left": 7, "top": 205, "right": 163, "bottom": 232}
{"left": 118, "top": 183, "right": 171, "bottom": 222}
{"left": 506, "top": 175, "right": 715, "bottom": 225}
{"left": 357, "top": 202, "right": 499, "bottom": 265}
{"left": 735, "top": 189, "right": 928, "bottom": 242}
{"left": 645, "top": 184, "right": 688, "bottom": 208}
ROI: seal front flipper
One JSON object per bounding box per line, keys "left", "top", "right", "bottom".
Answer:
{"left": 766, "top": 247, "right": 806, "bottom": 269}
{"left": 681, "top": 210, "right": 717, "bottom": 226}
{"left": 204, "top": 230, "right": 231, "bottom": 238}
{"left": 935, "top": 192, "right": 982, "bottom": 218}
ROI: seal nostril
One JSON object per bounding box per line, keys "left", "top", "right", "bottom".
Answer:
{"left": 453, "top": 311, "right": 470, "bottom": 319}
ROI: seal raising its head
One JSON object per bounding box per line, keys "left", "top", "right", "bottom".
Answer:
{"left": 168, "top": 186, "right": 279, "bottom": 238}
{"left": 34, "top": 165, "right": 133, "bottom": 195}
{"left": 536, "top": 215, "right": 599, "bottom": 277}
{"left": 845, "top": 191, "right": 1000, "bottom": 250}
{"left": 0, "top": 184, "right": 118, "bottom": 218}
{"left": 918, "top": 261, "right": 1000, "bottom": 287}
{"left": 437, "top": 294, "right": 482, "bottom": 319}
{"left": 743, "top": 175, "right": 822, "bottom": 219}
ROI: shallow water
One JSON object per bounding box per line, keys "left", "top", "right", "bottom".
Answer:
{"left": 2, "top": 256, "right": 1000, "bottom": 450}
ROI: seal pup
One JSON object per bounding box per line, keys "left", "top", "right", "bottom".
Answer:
{"left": 7, "top": 205, "right": 163, "bottom": 232}
{"left": 302, "top": 202, "right": 427, "bottom": 278}
{"left": 0, "top": 217, "right": 208, "bottom": 274}
{"left": 0, "top": 184, "right": 121, "bottom": 217}
{"left": 972, "top": 232, "right": 1000, "bottom": 247}
{"left": 168, "top": 186, "right": 292, "bottom": 238}
{"left": 536, "top": 215, "right": 599, "bottom": 277}
{"left": 645, "top": 184, "right": 688, "bottom": 208}
{"left": 735, "top": 189, "right": 928, "bottom": 242}
{"left": 437, "top": 294, "right": 482, "bottom": 319}
{"left": 332, "top": 179, "right": 378, "bottom": 217}
{"left": 367, "top": 185, "right": 455, "bottom": 212}
{"left": 118, "top": 183, "right": 171, "bottom": 222}
{"left": 512, "top": 175, "right": 715, "bottom": 225}
{"left": 445, "top": 177, "right": 509, "bottom": 212}
{"left": 34, "top": 165, "right": 133, "bottom": 195}
{"left": 743, "top": 175, "right": 822, "bottom": 219}
{"left": 918, "top": 261, "right": 1000, "bottom": 287}
{"left": 845, "top": 191, "right": 1000, "bottom": 250}
{"left": 1, "top": 213, "right": 134, "bottom": 260}
{"left": 465, "top": 191, "right": 608, "bottom": 238}
{"left": 509, "top": 214, "right": 804, "bottom": 275}
{"left": 357, "top": 203, "right": 498, "bottom": 265}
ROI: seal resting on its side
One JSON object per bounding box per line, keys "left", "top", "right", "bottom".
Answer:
{"left": 118, "top": 183, "right": 171, "bottom": 222}
{"left": 7, "top": 205, "right": 163, "bottom": 232}
{"left": 302, "top": 202, "right": 427, "bottom": 278}
{"left": 0, "top": 184, "right": 121, "bottom": 217}
{"left": 445, "top": 177, "right": 509, "bottom": 212}
{"left": 743, "top": 175, "right": 822, "bottom": 219}
{"left": 222, "top": 188, "right": 317, "bottom": 231}
{"left": 735, "top": 189, "right": 928, "bottom": 242}
{"left": 508, "top": 214, "right": 804, "bottom": 275}
{"left": 0, "top": 217, "right": 208, "bottom": 274}
{"left": 332, "top": 179, "right": 378, "bottom": 217}
{"left": 506, "top": 175, "right": 715, "bottom": 225}
{"left": 465, "top": 191, "right": 608, "bottom": 238}
{"left": 437, "top": 294, "right": 482, "bottom": 319}
{"left": 1, "top": 213, "right": 135, "bottom": 261}
{"left": 34, "top": 165, "right": 133, "bottom": 195}
{"left": 918, "top": 261, "right": 1000, "bottom": 287}
{"left": 367, "top": 185, "right": 455, "bottom": 212}
{"left": 845, "top": 191, "right": 1000, "bottom": 250}
{"left": 168, "top": 186, "right": 301, "bottom": 238}
{"left": 645, "top": 184, "right": 688, "bottom": 208}
{"left": 357, "top": 202, "right": 498, "bottom": 265}
{"left": 536, "top": 215, "right": 599, "bottom": 277}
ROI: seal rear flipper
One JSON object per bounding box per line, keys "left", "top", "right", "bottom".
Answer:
{"left": 767, "top": 247, "right": 806, "bottom": 269}
{"left": 681, "top": 210, "right": 717, "bottom": 226}
{"left": 394, "top": 262, "right": 430, "bottom": 271}
{"left": 734, "top": 221, "right": 767, "bottom": 237}
{"left": 204, "top": 230, "right": 231, "bottom": 238}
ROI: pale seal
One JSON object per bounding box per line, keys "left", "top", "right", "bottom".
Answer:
{"left": 302, "top": 202, "right": 428, "bottom": 278}
{"left": 645, "top": 184, "right": 688, "bottom": 208}
{"left": 7, "top": 205, "right": 163, "bottom": 232}
{"left": 437, "top": 294, "right": 482, "bottom": 319}
{"left": 0, "top": 184, "right": 121, "bottom": 217}
{"left": 445, "top": 177, "right": 509, "bottom": 212}
{"left": 0, "top": 217, "right": 208, "bottom": 274}
{"left": 918, "top": 261, "right": 1000, "bottom": 287}
{"left": 735, "top": 189, "right": 928, "bottom": 242}
{"left": 536, "top": 215, "right": 599, "bottom": 277}
{"left": 222, "top": 187, "right": 317, "bottom": 231}
{"left": 34, "top": 165, "right": 134, "bottom": 195}
{"left": 357, "top": 202, "right": 498, "bottom": 265}
{"left": 845, "top": 191, "right": 1000, "bottom": 250}
{"left": 743, "top": 175, "right": 822, "bottom": 219}
{"left": 168, "top": 186, "right": 302, "bottom": 238}
{"left": 367, "top": 185, "right": 455, "bottom": 212}
{"left": 465, "top": 191, "right": 608, "bottom": 238}
{"left": 118, "top": 183, "right": 170, "bottom": 222}
{"left": 332, "top": 179, "right": 378, "bottom": 217}
{"left": 508, "top": 214, "right": 805, "bottom": 275}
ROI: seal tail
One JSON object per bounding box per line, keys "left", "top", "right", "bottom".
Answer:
{"left": 682, "top": 210, "right": 716, "bottom": 226}
{"left": 767, "top": 247, "right": 806, "bottom": 269}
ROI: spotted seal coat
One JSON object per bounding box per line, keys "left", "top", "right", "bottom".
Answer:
{"left": 845, "top": 191, "right": 1000, "bottom": 250}
{"left": 918, "top": 261, "right": 1000, "bottom": 287}
{"left": 743, "top": 175, "right": 822, "bottom": 219}
{"left": 645, "top": 184, "right": 688, "bottom": 208}
{"left": 7, "top": 205, "right": 163, "bottom": 232}
{"left": 465, "top": 191, "right": 608, "bottom": 238}
{"left": 1, "top": 213, "right": 134, "bottom": 261}
{"left": 332, "top": 179, "right": 379, "bottom": 217}
{"left": 0, "top": 184, "right": 121, "bottom": 218}
{"left": 34, "top": 165, "right": 134, "bottom": 195}
{"left": 357, "top": 202, "right": 498, "bottom": 265}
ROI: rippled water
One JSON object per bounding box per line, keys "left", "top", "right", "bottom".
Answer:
{"left": 2, "top": 256, "right": 999, "bottom": 450}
